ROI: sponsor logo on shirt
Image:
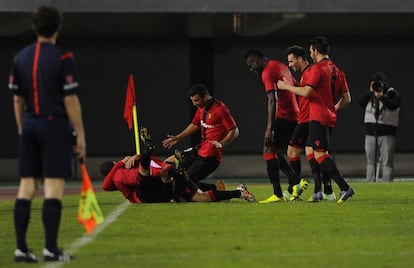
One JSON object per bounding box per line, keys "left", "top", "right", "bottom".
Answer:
{"left": 201, "top": 119, "right": 214, "bottom": 129}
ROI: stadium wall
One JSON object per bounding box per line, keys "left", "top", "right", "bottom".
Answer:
{"left": 0, "top": 35, "right": 412, "bottom": 159}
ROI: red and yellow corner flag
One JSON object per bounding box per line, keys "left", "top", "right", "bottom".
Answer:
{"left": 78, "top": 161, "right": 104, "bottom": 234}
{"left": 123, "top": 74, "right": 136, "bottom": 130}
{"left": 123, "top": 74, "right": 140, "bottom": 154}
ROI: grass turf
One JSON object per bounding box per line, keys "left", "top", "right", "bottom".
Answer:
{"left": 1, "top": 181, "right": 414, "bottom": 267}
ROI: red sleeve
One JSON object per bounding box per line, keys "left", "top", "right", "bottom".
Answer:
{"left": 102, "top": 161, "right": 125, "bottom": 191}
{"left": 261, "top": 67, "right": 276, "bottom": 92}
{"left": 338, "top": 70, "right": 349, "bottom": 94}
{"left": 302, "top": 64, "right": 321, "bottom": 89}
{"left": 262, "top": 61, "right": 294, "bottom": 92}
{"left": 221, "top": 104, "right": 237, "bottom": 130}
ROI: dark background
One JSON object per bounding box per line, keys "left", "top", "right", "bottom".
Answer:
{"left": 1, "top": 0, "right": 413, "bottom": 158}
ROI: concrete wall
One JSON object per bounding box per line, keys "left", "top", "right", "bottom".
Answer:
{"left": 1, "top": 35, "right": 412, "bottom": 159}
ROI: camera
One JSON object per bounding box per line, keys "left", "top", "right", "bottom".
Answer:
{"left": 372, "top": 80, "right": 384, "bottom": 92}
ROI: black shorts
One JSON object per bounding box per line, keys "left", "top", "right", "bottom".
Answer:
{"left": 182, "top": 147, "right": 220, "bottom": 183}
{"left": 172, "top": 174, "right": 198, "bottom": 202}
{"left": 136, "top": 174, "right": 173, "bottom": 203}
{"left": 307, "top": 121, "right": 332, "bottom": 152}
{"left": 18, "top": 115, "right": 74, "bottom": 178}
{"left": 268, "top": 118, "right": 297, "bottom": 151}
{"left": 289, "top": 123, "right": 309, "bottom": 148}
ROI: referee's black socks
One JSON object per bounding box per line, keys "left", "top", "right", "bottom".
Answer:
{"left": 14, "top": 199, "right": 32, "bottom": 252}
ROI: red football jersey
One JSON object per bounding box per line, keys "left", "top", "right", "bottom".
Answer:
{"left": 301, "top": 62, "right": 336, "bottom": 127}
{"left": 191, "top": 99, "right": 237, "bottom": 161}
{"left": 296, "top": 65, "right": 313, "bottom": 124}
{"left": 319, "top": 59, "right": 350, "bottom": 104}
{"left": 261, "top": 60, "right": 299, "bottom": 121}
{"left": 101, "top": 157, "right": 165, "bottom": 203}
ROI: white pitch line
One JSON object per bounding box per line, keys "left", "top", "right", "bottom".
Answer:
{"left": 42, "top": 201, "right": 130, "bottom": 268}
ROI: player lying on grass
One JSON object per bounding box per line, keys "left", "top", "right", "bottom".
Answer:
{"left": 100, "top": 127, "right": 256, "bottom": 203}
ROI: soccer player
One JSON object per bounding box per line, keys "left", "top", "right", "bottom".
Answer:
{"left": 283, "top": 45, "right": 315, "bottom": 196}
{"left": 101, "top": 127, "right": 255, "bottom": 203}
{"left": 296, "top": 38, "right": 351, "bottom": 202}
{"left": 311, "top": 37, "right": 351, "bottom": 201}
{"left": 9, "top": 6, "right": 84, "bottom": 262}
{"left": 162, "top": 84, "right": 240, "bottom": 192}
{"left": 245, "top": 49, "right": 308, "bottom": 203}
{"left": 277, "top": 36, "right": 354, "bottom": 203}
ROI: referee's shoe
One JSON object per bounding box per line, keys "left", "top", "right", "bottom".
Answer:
{"left": 43, "top": 248, "right": 74, "bottom": 262}
{"left": 14, "top": 249, "right": 38, "bottom": 263}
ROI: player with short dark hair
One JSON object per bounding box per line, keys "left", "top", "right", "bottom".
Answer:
{"left": 9, "top": 5, "right": 84, "bottom": 263}
{"left": 245, "top": 48, "right": 308, "bottom": 203}
{"left": 162, "top": 84, "right": 241, "bottom": 193}
{"left": 307, "top": 37, "right": 351, "bottom": 201}
{"left": 284, "top": 45, "right": 312, "bottom": 186}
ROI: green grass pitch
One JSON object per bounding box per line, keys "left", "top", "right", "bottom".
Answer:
{"left": 1, "top": 181, "right": 414, "bottom": 267}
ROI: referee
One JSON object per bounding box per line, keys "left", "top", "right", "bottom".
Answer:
{"left": 9, "top": 6, "right": 86, "bottom": 263}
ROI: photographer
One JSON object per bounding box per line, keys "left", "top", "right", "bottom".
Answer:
{"left": 358, "top": 72, "right": 401, "bottom": 182}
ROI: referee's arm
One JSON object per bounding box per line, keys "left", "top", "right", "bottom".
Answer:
{"left": 64, "top": 94, "right": 86, "bottom": 160}
{"left": 13, "top": 95, "right": 24, "bottom": 135}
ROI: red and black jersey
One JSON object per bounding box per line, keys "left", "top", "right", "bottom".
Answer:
{"left": 331, "top": 64, "right": 350, "bottom": 102}
{"left": 191, "top": 99, "right": 237, "bottom": 161}
{"left": 261, "top": 60, "right": 299, "bottom": 121}
{"left": 302, "top": 62, "right": 336, "bottom": 127}
{"left": 296, "top": 96, "right": 310, "bottom": 124}
{"left": 318, "top": 59, "right": 350, "bottom": 104}
{"left": 8, "top": 41, "right": 79, "bottom": 117}
{"left": 296, "top": 64, "right": 313, "bottom": 124}
{"left": 101, "top": 157, "right": 165, "bottom": 203}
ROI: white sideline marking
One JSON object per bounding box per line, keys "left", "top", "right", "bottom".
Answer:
{"left": 42, "top": 201, "right": 130, "bottom": 268}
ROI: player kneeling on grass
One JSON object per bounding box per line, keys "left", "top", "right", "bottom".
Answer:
{"left": 100, "top": 127, "right": 256, "bottom": 203}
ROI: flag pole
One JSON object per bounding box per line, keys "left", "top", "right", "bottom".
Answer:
{"left": 132, "top": 104, "right": 140, "bottom": 154}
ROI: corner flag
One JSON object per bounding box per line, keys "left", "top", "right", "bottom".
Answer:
{"left": 123, "top": 74, "right": 136, "bottom": 130}
{"left": 123, "top": 74, "right": 140, "bottom": 154}
{"left": 78, "top": 161, "right": 104, "bottom": 234}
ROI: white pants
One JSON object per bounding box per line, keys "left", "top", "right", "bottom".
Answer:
{"left": 365, "top": 135, "right": 395, "bottom": 182}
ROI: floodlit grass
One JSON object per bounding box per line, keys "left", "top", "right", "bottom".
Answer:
{"left": 1, "top": 181, "right": 414, "bottom": 267}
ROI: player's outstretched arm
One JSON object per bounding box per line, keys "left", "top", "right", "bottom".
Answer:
{"left": 162, "top": 123, "right": 199, "bottom": 149}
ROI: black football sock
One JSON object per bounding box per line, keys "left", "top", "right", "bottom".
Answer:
{"left": 308, "top": 157, "right": 322, "bottom": 193}
{"left": 14, "top": 199, "right": 31, "bottom": 251}
{"left": 209, "top": 190, "right": 240, "bottom": 201}
{"left": 289, "top": 157, "right": 302, "bottom": 178}
{"left": 197, "top": 182, "right": 217, "bottom": 191}
{"left": 266, "top": 158, "right": 283, "bottom": 197}
{"left": 42, "top": 199, "right": 62, "bottom": 252}
{"left": 277, "top": 152, "right": 301, "bottom": 189}
{"left": 140, "top": 150, "right": 151, "bottom": 169}
{"left": 322, "top": 172, "right": 333, "bottom": 194}
{"left": 168, "top": 165, "right": 185, "bottom": 177}
{"left": 319, "top": 157, "right": 349, "bottom": 191}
